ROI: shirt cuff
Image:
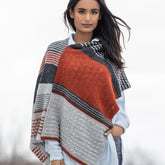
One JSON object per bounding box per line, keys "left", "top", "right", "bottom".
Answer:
{"left": 114, "top": 119, "right": 130, "bottom": 134}
{"left": 45, "top": 140, "right": 64, "bottom": 161}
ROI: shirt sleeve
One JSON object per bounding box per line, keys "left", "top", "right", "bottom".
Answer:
{"left": 45, "top": 140, "right": 64, "bottom": 161}
{"left": 112, "top": 91, "right": 130, "bottom": 133}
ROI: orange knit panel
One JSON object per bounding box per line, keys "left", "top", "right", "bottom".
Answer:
{"left": 54, "top": 46, "right": 119, "bottom": 120}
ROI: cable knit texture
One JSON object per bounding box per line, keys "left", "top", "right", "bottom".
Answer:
{"left": 30, "top": 38, "right": 131, "bottom": 165}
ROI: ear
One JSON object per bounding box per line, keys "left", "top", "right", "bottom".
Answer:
{"left": 69, "top": 9, "right": 74, "bottom": 19}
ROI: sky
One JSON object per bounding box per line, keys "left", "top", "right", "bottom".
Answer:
{"left": 0, "top": 0, "right": 165, "bottom": 164}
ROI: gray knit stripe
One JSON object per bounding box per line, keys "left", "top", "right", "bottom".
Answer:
{"left": 31, "top": 84, "right": 53, "bottom": 145}
{"left": 47, "top": 38, "right": 69, "bottom": 55}
{"left": 33, "top": 84, "right": 53, "bottom": 112}
{"left": 34, "top": 94, "right": 50, "bottom": 112}
{"left": 36, "top": 84, "right": 53, "bottom": 95}
{"left": 41, "top": 93, "right": 108, "bottom": 165}
{"left": 53, "top": 83, "right": 113, "bottom": 128}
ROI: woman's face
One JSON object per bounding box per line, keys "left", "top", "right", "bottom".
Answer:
{"left": 69, "top": 0, "right": 101, "bottom": 34}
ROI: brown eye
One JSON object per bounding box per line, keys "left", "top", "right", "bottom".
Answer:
{"left": 92, "top": 11, "right": 98, "bottom": 15}
{"left": 78, "top": 10, "right": 85, "bottom": 14}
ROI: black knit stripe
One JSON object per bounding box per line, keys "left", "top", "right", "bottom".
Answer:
{"left": 81, "top": 42, "right": 104, "bottom": 58}
{"left": 53, "top": 83, "right": 113, "bottom": 128}
{"left": 106, "top": 60, "right": 122, "bottom": 90}
{"left": 120, "top": 72, "right": 131, "bottom": 90}
{"left": 80, "top": 47, "right": 122, "bottom": 98}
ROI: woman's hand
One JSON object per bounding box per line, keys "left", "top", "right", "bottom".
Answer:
{"left": 51, "top": 160, "right": 65, "bottom": 165}
{"left": 104, "top": 125, "right": 124, "bottom": 137}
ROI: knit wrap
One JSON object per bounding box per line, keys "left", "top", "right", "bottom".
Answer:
{"left": 30, "top": 38, "right": 131, "bottom": 165}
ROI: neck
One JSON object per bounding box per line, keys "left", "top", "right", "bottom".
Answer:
{"left": 73, "top": 31, "right": 93, "bottom": 44}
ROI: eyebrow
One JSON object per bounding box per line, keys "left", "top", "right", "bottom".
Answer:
{"left": 78, "top": 8, "right": 100, "bottom": 11}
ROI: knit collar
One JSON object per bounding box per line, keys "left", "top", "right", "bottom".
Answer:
{"left": 69, "top": 34, "right": 104, "bottom": 59}
{"left": 68, "top": 33, "right": 100, "bottom": 46}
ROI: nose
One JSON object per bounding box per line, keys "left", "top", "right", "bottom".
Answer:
{"left": 85, "top": 13, "right": 91, "bottom": 22}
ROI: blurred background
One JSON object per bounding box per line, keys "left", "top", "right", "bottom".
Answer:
{"left": 0, "top": 0, "right": 165, "bottom": 164}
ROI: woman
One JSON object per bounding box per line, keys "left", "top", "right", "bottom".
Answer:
{"left": 30, "top": 0, "right": 131, "bottom": 165}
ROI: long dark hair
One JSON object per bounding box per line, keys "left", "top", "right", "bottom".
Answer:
{"left": 64, "top": 0, "right": 131, "bottom": 70}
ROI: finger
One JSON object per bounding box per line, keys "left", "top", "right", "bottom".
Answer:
{"left": 104, "top": 129, "right": 113, "bottom": 136}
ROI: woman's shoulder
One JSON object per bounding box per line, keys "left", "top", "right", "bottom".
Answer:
{"left": 46, "top": 37, "right": 69, "bottom": 53}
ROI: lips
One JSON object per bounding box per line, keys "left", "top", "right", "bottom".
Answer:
{"left": 82, "top": 24, "right": 92, "bottom": 28}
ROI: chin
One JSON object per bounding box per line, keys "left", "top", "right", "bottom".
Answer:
{"left": 80, "top": 28, "right": 94, "bottom": 34}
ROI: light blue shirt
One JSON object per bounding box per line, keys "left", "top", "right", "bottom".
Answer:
{"left": 45, "top": 33, "right": 130, "bottom": 165}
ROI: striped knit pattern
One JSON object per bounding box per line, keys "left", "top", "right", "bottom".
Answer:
{"left": 30, "top": 39, "right": 68, "bottom": 165}
{"left": 76, "top": 41, "right": 131, "bottom": 96}
{"left": 80, "top": 41, "right": 131, "bottom": 91}
{"left": 30, "top": 37, "right": 131, "bottom": 165}
{"left": 81, "top": 41, "right": 105, "bottom": 58}
{"left": 107, "top": 60, "right": 131, "bottom": 91}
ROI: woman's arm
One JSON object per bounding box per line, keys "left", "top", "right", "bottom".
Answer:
{"left": 45, "top": 140, "right": 64, "bottom": 161}
{"left": 112, "top": 91, "right": 130, "bottom": 133}
{"left": 105, "top": 91, "right": 130, "bottom": 136}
